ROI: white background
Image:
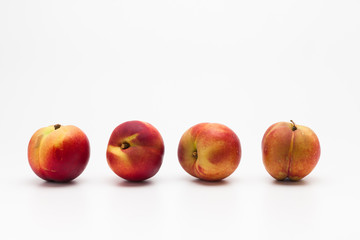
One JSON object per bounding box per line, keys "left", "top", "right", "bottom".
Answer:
{"left": 1, "top": 1, "right": 360, "bottom": 239}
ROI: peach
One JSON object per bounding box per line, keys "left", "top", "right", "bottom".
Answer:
{"left": 106, "top": 121, "right": 164, "bottom": 181}
{"left": 262, "top": 120, "right": 321, "bottom": 181}
{"left": 178, "top": 123, "right": 241, "bottom": 181}
{"left": 28, "top": 124, "right": 90, "bottom": 182}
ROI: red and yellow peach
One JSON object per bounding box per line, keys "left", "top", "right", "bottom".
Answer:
{"left": 28, "top": 124, "right": 90, "bottom": 182}
{"left": 178, "top": 123, "right": 241, "bottom": 181}
{"left": 106, "top": 120, "right": 164, "bottom": 181}
{"left": 262, "top": 120, "right": 320, "bottom": 181}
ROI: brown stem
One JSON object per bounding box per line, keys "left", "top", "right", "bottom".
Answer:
{"left": 192, "top": 151, "right": 198, "bottom": 159}
{"left": 54, "top": 124, "right": 61, "bottom": 130}
{"left": 120, "top": 142, "right": 130, "bottom": 150}
{"left": 290, "top": 120, "right": 297, "bottom": 131}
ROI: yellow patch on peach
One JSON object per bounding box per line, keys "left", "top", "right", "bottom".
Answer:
{"left": 107, "top": 145, "right": 133, "bottom": 171}
{"left": 124, "top": 133, "right": 139, "bottom": 144}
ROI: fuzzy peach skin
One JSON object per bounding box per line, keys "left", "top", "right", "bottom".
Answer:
{"left": 178, "top": 123, "right": 241, "bottom": 181}
{"left": 28, "top": 124, "right": 90, "bottom": 182}
{"left": 106, "top": 121, "right": 164, "bottom": 181}
{"left": 262, "top": 121, "right": 320, "bottom": 181}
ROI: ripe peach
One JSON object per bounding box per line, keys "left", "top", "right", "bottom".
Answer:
{"left": 106, "top": 121, "right": 164, "bottom": 181}
{"left": 28, "top": 124, "right": 90, "bottom": 182}
{"left": 262, "top": 120, "right": 320, "bottom": 181}
{"left": 178, "top": 123, "right": 241, "bottom": 181}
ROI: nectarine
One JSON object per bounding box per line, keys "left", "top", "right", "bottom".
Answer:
{"left": 106, "top": 121, "right": 164, "bottom": 181}
{"left": 178, "top": 123, "right": 241, "bottom": 181}
{"left": 262, "top": 120, "right": 320, "bottom": 181}
{"left": 28, "top": 124, "right": 90, "bottom": 182}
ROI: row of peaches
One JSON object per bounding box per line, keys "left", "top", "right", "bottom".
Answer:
{"left": 28, "top": 120, "right": 320, "bottom": 183}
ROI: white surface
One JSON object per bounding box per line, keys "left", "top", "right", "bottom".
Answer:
{"left": 1, "top": 1, "right": 360, "bottom": 239}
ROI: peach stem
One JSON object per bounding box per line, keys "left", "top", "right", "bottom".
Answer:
{"left": 290, "top": 120, "right": 297, "bottom": 131}
{"left": 54, "top": 124, "right": 61, "bottom": 130}
{"left": 120, "top": 142, "right": 130, "bottom": 150}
